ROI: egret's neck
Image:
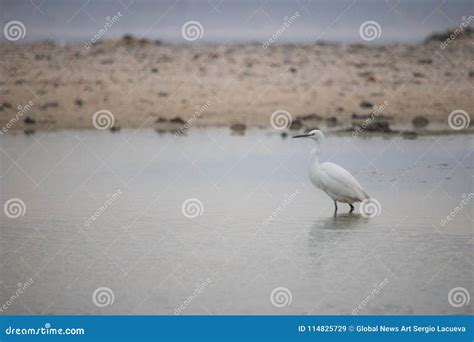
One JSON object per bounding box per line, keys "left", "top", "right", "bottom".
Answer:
{"left": 309, "top": 143, "right": 321, "bottom": 167}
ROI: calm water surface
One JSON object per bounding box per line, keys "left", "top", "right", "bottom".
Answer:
{"left": 1, "top": 129, "right": 473, "bottom": 315}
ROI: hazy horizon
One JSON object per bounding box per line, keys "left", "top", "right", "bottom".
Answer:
{"left": 1, "top": 0, "right": 473, "bottom": 44}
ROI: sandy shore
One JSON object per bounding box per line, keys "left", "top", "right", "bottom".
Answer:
{"left": 0, "top": 29, "right": 473, "bottom": 134}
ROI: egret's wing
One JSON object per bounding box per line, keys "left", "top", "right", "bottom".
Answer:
{"left": 319, "top": 162, "right": 369, "bottom": 201}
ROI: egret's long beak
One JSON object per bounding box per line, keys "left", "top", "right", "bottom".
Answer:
{"left": 292, "top": 133, "right": 312, "bottom": 138}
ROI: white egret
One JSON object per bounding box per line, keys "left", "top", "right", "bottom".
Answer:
{"left": 293, "top": 130, "right": 369, "bottom": 214}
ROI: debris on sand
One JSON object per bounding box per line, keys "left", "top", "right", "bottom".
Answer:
{"left": 412, "top": 116, "right": 429, "bottom": 128}
{"left": 23, "top": 117, "right": 36, "bottom": 125}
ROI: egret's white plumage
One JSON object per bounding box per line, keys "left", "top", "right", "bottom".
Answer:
{"left": 293, "top": 130, "right": 369, "bottom": 213}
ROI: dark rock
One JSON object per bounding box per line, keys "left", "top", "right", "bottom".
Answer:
{"left": 24, "top": 129, "right": 35, "bottom": 135}
{"left": 110, "top": 126, "right": 121, "bottom": 132}
{"left": 412, "top": 116, "right": 429, "bottom": 128}
{"left": 326, "top": 117, "right": 338, "bottom": 127}
{"left": 169, "top": 117, "right": 185, "bottom": 125}
{"left": 2, "top": 102, "right": 12, "bottom": 108}
{"left": 230, "top": 123, "right": 246, "bottom": 131}
{"left": 156, "top": 117, "right": 168, "bottom": 123}
{"left": 469, "top": 71, "right": 474, "bottom": 78}
{"left": 122, "top": 34, "right": 135, "bottom": 44}
{"left": 413, "top": 72, "right": 425, "bottom": 78}
{"left": 74, "top": 99, "right": 83, "bottom": 107}
{"left": 417, "top": 58, "right": 432, "bottom": 65}
{"left": 352, "top": 113, "right": 371, "bottom": 120}
{"left": 138, "top": 38, "right": 150, "bottom": 45}
{"left": 289, "top": 119, "right": 303, "bottom": 130}
{"left": 367, "top": 75, "right": 376, "bottom": 82}
{"left": 151, "top": 68, "right": 159, "bottom": 73}
{"left": 23, "top": 117, "right": 36, "bottom": 125}
{"left": 298, "top": 114, "right": 322, "bottom": 121}
{"left": 425, "top": 27, "right": 473, "bottom": 43}
{"left": 353, "top": 118, "right": 391, "bottom": 132}
{"left": 360, "top": 101, "right": 374, "bottom": 109}
{"left": 280, "top": 132, "right": 288, "bottom": 139}
{"left": 158, "top": 92, "right": 168, "bottom": 97}
{"left": 401, "top": 131, "right": 418, "bottom": 139}
{"left": 154, "top": 40, "right": 163, "bottom": 46}
{"left": 289, "top": 67, "right": 297, "bottom": 73}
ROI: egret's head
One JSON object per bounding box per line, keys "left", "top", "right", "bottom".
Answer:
{"left": 292, "top": 129, "right": 325, "bottom": 142}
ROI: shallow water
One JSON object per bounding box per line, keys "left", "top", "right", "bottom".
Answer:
{"left": 1, "top": 129, "right": 473, "bottom": 315}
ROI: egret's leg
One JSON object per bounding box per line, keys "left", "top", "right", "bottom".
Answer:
{"left": 334, "top": 201, "right": 338, "bottom": 215}
{"left": 349, "top": 203, "right": 354, "bottom": 213}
